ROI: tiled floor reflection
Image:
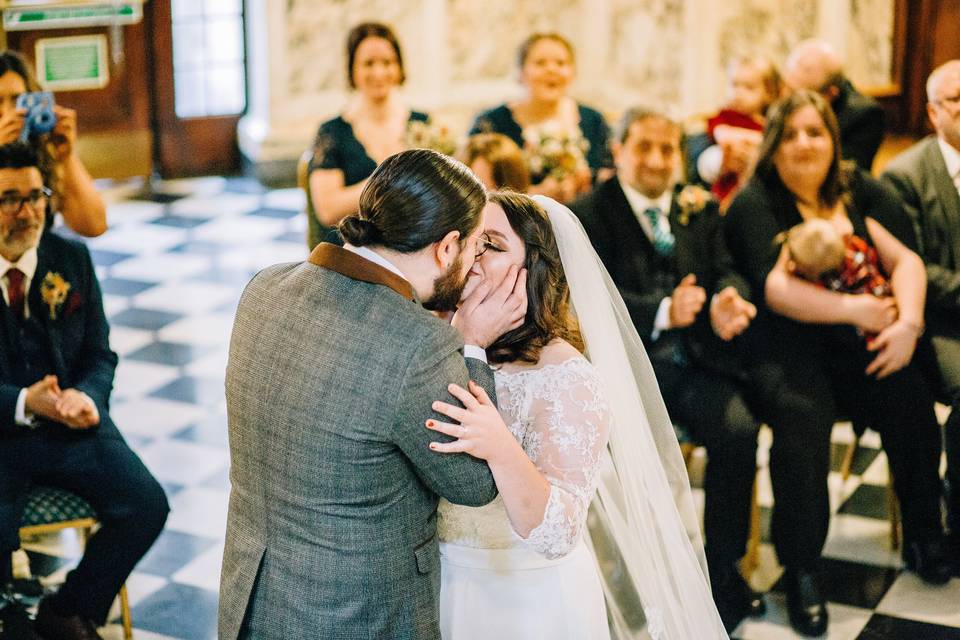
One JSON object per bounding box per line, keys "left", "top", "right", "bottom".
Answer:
{"left": 15, "top": 177, "right": 960, "bottom": 640}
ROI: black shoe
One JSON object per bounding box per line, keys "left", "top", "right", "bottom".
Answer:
{"left": 33, "top": 598, "right": 102, "bottom": 640}
{"left": 947, "top": 532, "right": 960, "bottom": 577}
{"left": 903, "top": 538, "right": 952, "bottom": 585}
{"left": 0, "top": 593, "right": 41, "bottom": 640}
{"left": 784, "top": 567, "right": 828, "bottom": 637}
{"left": 713, "top": 567, "right": 767, "bottom": 632}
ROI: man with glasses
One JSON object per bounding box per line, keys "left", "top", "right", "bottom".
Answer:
{"left": 0, "top": 142, "right": 168, "bottom": 640}
{"left": 883, "top": 60, "right": 960, "bottom": 572}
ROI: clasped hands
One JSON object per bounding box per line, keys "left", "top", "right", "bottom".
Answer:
{"left": 670, "top": 274, "right": 756, "bottom": 341}
{"left": 846, "top": 294, "right": 921, "bottom": 379}
{"left": 25, "top": 375, "right": 100, "bottom": 429}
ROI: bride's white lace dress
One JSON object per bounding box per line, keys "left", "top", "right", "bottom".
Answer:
{"left": 437, "top": 355, "right": 611, "bottom": 639}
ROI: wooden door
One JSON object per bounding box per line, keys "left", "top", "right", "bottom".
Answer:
{"left": 147, "top": 0, "right": 246, "bottom": 178}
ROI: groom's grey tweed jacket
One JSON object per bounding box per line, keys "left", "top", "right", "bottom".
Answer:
{"left": 219, "top": 243, "right": 498, "bottom": 640}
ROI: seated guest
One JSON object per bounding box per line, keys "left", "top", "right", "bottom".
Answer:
{"left": 470, "top": 33, "right": 612, "bottom": 203}
{"left": 570, "top": 108, "right": 764, "bottom": 632}
{"left": 784, "top": 39, "right": 885, "bottom": 171}
{"left": 0, "top": 142, "right": 168, "bottom": 639}
{"left": 724, "top": 90, "right": 949, "bottom": 637}
{"left": 307, "top": 22, "right": 428, "bottom": 248}
{"left": 458, "top": 133, "right": 531, "bottom": 192}
{"left": 881, "top": 59, "right": 960, "bottom": 554}
{"left": 697, "top": 55, "right": 782, "bottom": 210}
{"left": 0, "top": 50, "right": 106, "bottom": 237}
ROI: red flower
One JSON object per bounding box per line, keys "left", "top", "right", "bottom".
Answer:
{"left": 64, "top": 292, "right": 83, "bottom": 318}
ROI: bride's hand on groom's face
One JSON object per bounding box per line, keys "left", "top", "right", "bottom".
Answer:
{"left": 427, "top": 381, "right": 518, "bottom": 462}
{"left": 451, "top": 264, "right": 528, "bottom": 348}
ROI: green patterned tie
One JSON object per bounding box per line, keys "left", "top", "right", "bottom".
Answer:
{"left": 644, "top": 207, "right": 675, "bottom": 257}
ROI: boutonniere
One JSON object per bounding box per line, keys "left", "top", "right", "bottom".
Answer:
{"left": 677, "top": 185, "right": 713, "bottom": 225}
{"left": 40, "top": 272, "right": 71, "bottom": 320}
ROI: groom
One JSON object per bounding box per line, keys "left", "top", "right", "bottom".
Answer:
{"left": 220, "top": 149, "right": 526, "bottom": 639}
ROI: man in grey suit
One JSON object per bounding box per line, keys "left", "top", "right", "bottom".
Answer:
{"left": 220, "top": 149, "right": 527, "bottom": 639}
{"left": 882, "top": 60, "right": 960, "bottom": 561}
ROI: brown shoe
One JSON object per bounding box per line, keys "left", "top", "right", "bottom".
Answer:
{"left": 33, "top": 599, "right": 102, "bottom": 640}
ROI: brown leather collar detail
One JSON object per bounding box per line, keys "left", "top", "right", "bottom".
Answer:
{"left": 308, "top": 243, "right": 415, "bottom": 301}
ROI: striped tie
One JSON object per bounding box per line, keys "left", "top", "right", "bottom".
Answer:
{"left": 644, "top": 207, "right": 675, "bottom": 257}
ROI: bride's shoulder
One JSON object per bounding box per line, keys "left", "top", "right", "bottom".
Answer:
{"left": 536, "top": 339, "right": 586, "bottom": 368}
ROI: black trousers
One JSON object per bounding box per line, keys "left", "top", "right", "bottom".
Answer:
{"left": 652, "top": 356, "right": 761, "bottom": 577}
{"left": 0, "top": 429, "right": 169, "bottom": 624}
{"left": 929, "top": 333, "right": 960, "bottom": 533}
{"left": 749, "top": 327, "right": 943, "bottom": 569}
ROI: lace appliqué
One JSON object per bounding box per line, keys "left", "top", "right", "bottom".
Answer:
{"left": 438, "top": 357, "right": 611, "bottom": 560}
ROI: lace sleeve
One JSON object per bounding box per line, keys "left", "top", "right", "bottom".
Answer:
{"left": 521, "top": 361, "right": 611, "bottom": 559}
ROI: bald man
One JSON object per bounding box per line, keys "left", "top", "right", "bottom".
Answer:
{"left": 882, "top": 60, "right": 960, "bottom": 567}
{"left": 785, "top": 39, "right": 885, "bottom": 171}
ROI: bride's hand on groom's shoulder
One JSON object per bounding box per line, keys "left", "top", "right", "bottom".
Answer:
{"left": 427, "top": 381, "right": 519, "bottom": 462}
{"left": 452, "top": 265, "right": 528, "bottom": 348}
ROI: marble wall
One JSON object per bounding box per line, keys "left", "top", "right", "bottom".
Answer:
{"left": 239, "top": 0, "right": 897, "bottom": 168}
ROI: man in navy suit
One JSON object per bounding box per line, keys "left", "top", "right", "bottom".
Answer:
{"left": 571, "top": 108, "right": 762, "bottom": 633}
{"left": 0, "top": 142, "right": 168, "bottom": 640}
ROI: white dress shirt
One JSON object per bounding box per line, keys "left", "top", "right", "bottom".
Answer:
{"left": 618, "top": 179, "right": 676, "bottom": 338}
{"left": 1, "top": 246, "right": 39, "bottom": 426}
{"left": 938, "top": 137, "right": 960, "bottom": 196}
{"left": 343, "top": 244, "right": 487, "bottom": 363}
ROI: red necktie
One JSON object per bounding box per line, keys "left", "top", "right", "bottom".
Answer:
{"left": 6, "top": 268, "right": 25, "bottom": 319}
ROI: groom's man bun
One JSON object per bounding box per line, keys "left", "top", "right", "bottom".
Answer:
{"left": 339, "top": 149, "right": 487, "bottom": 252}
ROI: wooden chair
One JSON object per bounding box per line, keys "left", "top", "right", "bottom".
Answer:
{"left": 19, "top": 487, "right": 133, "bottom": 640}
{"left": 837, "top": 425, "right": 901, "bottom": 551}
{"left": 679, "top": 441, "right": 763, "bottom": 579}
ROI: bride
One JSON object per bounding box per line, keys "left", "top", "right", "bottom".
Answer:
{"left": 429, "top": 192, "right": 728, "bottom": 639}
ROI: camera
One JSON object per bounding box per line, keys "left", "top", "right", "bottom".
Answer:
{"left": 16, "top": 92, "right": 57, "bottom": 142}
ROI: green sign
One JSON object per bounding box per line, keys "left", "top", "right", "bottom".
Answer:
{"left": 3, "top": 3, "right": 142, "bottom": 31}
{"left": 35, "top": 36, "right": 109, "bottom": 91}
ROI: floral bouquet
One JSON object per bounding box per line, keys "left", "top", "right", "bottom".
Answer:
{"left": 522, "top": 124, "right": 590, "bottom": 182}
{"left": 405, "top": 120, "right": 458, "bottom": 157}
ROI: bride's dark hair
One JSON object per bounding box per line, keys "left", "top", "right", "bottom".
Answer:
{"left": 486, "top": 191, "right": 584, "bottom": 365}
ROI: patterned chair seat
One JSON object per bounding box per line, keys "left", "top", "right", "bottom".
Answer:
{"left": 19, "top": 487, "right": 96, "bottom": 528}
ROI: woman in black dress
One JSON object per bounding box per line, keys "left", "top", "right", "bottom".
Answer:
{"left": 470, "top": 33, "right": 611, "bottom": 203}
{"left": 724, "top": 90, "right": 950, "bottom": 636}
{"left": 307, "top": 23, "right": 428, "bottom": 248}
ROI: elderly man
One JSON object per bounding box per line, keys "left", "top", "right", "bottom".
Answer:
{"left": 570, "top": 108, "right": 763, "bottom": 633}
{"left": 882, "top": 60, "right": 960, "bottom": 564}
{"left": 785, "top": 39, "right": 886, "bottom": 171}
{"left": 0, "top": 142, "right": 168, "bottom": 640}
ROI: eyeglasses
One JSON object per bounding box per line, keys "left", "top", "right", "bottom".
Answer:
{"left": 0, "top": 187, "right": 51, "bottom": 216}
{"left": 475, "top": 233, "right": 493, "bottom": 259}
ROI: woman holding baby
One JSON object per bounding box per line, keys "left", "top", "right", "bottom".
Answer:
{"left": 723, "top": 90, "right": 950, "bottom": 637}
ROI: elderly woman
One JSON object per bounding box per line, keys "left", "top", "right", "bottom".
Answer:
{"left": 306, "top": 22, "right": 429, "bottom": 248}
{"left": 469, "top": 33, "right": 611, "bottom": 203}
{"left": 724, "top": 90, "right": 949, "bottom": 636}
{"left": 458, "top": 133, "right": 531, "bottom": 192}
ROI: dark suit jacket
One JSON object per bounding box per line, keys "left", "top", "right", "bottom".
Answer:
{"left": 570, "top": 177, "right": 749, "bottom": 376}
{"left": 834, "top": 79, "right": 885, "bottom": 171}
{"left": 881, "top": 136, "right": 960, "bottom": 332}
{"left": 0, "top": 231, "right": 119, "bottom": 438}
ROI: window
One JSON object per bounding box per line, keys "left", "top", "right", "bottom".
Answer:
{"left": 171, "top": 0, "right": 246, "bottom": 118}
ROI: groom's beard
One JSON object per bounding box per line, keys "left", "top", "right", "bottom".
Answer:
{"left": 422, "top": 253, "right": 468, "bottom": 312}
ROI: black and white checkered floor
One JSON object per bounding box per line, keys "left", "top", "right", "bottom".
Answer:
{"left": 16, "top": 177, "right": 960, "bottom": 639}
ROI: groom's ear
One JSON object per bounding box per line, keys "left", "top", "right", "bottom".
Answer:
{"left": 434, "top": 230, "right": 462, "bottom": 270}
